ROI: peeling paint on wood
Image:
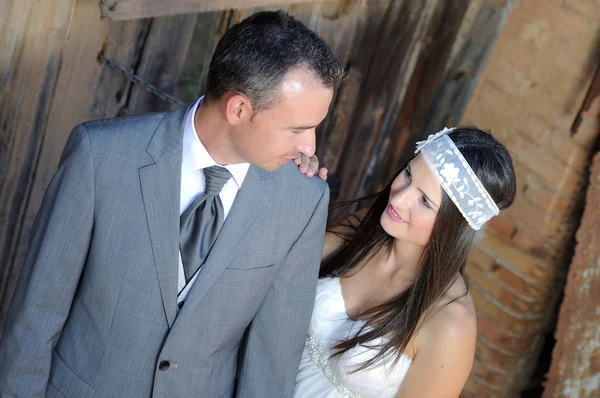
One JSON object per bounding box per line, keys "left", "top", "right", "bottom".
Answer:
{"left": 543, "top": 151, "right": 600, "bottom": 397}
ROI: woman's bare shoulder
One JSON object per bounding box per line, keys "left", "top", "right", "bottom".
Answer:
{"left": 421, "top": 277, "right": 477, "bottom": 345}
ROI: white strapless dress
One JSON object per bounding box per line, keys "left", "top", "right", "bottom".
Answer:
{"left": 294, "top": 278, "right": 412, "bottom": 397}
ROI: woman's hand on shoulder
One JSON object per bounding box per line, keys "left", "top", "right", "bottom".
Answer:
{"left": 395, "top": 295, "right": 477, "bottom": 398}
{"left": 295, "top": 153, "right": 328, "bottom": 180}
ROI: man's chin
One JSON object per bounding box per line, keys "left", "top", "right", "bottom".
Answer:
{"left": 256, "top": 163, "right": 281, "bottom": 173}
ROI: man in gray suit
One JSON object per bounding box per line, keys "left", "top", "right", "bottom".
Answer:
{"left": 0, "top": 11, "right": 344, "bottom": 397}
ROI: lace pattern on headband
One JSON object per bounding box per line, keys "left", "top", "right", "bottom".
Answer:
{"left": 416, "top": 132, "right": 499, "bottom": 230}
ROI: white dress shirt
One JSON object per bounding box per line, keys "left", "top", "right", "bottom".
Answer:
{"left": 177, "top": 97, "right": 250, "bottom": 309}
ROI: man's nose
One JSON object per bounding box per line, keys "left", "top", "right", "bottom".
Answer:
{"left": 296, "top": 129, "right": 316, "bottom": 157}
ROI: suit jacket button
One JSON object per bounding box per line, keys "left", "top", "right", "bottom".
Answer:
{"left": 178, "top": 301, "right": 184, "bottom": 309}
{"left": 159, "top": 361, "right": 170, "bottom": 371}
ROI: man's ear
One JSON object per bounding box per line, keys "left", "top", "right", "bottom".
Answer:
{"left": 224, "top": 93, "right": 253, "bottom": 125}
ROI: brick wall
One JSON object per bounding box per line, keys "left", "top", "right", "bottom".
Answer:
{"left": 458, "top": 0, "right": 600, "bottom": 396}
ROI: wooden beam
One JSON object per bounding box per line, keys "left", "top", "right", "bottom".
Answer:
{"left": 374, "top": 0, "right": 472, "bottom": 193}
{"left": 335, "top": 0, "right": 440, "bottom": 201}
{"left": 0, "top": 0, "right": 110, "bottom": 334}
{"left": 100, "top": 0, "right": 336, "bottom": 21}
{"left": 543, "top": 153, "right": 600, "bottom": 398}
{"left": 127, "top": 13, "right": 199, "bottom": 114}
{"left": 0, "top": 0, "right": 79, "bottom": 332}
{"left": 421, "top": 0, "right": 512, "bottom": 137}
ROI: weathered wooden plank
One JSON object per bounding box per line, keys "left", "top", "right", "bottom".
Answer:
{"left": 320, "top": 64, "right": 362, "bottom": 175}
{"left": 372, "top": 0, "right": 471, "bottom": 190}
{"left": 543, "top": 151, "right": 600, "bottom": 397}
{"left": 0, "top": 0, "right": 78, "bottom": 332}
{"left": 0, "top": 0, "right": 111, "bottom": 333}
{"left": 127, "top": 13, "right": 199, "bottom": 114}
{"left": 176, "top": 11, "right": 221, "bottom": 103}
{"left": 334, "top": 0, "right": 440, "bottom": 201}
{"left": 287, "top": 1, "right": 364, "bottom": 188}
{"left": 90, "top": 18, "right": 153, "bottom": 119}
{"left": 0, "top": 1, "right": 10, "bottom": 43}
{"left": 421, "top": 0, "right": 512, "bottom": 136}
{"left": 100, "top": 0, "right": 336, "bottom": 21}
{"left": 317, "top": 0, "right": 391, "bottom": 195}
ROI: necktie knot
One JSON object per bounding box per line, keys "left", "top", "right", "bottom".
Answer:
{"left": 203, "top": 166, "right": 232, "bottom": 196}
{"left": 179, "top": 165, "right": 231, "bottom": 284}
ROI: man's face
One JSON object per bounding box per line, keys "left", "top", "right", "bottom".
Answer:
{"left": 229, "top": 69, "right": 334, "bottom": 172}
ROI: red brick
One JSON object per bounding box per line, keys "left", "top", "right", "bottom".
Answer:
{"left": 467, "top": 265, "right": 552, "bottom": 317}
{"left": 483, "top": 60, "right": 536, "bottom": 98}
{"left": 572, "top": 106, "right": 600, "bottom": 150}
{"left": 504, "top": 199, "right": 579, "bottom": 251}
{"left": 560, "top": 0, "right": 600, "bottom": 19}
{"left": 468, "top": 245, "right": 496, "bottom": 272}
{"left": 487, "top": 216, "right": 517, "bottom": 239}
{"left": 520, "top": 114, "right": 593, "bottom": 171}
{"left": 529, "top": 63, "right": 589, "bottom": 108}
{"left": 518, "top": 0, "right": 591, "bottom": 37}
{"left": 474, "top": 337, "right": 527, "bottom": 371}
{"left": 473, "top": 80, "right": 523, "bottom": 118}
{"left": 520, "top": 168, "right": 581, "bottom": 218}
{"left": 510, "top": 227, "right": 551, "bottom": 261}
{"left": 477, "top": 298, "right": 547, "bottom": 335}
{"left": 477, "top": 232, "right": 562, "bottom": 282}
{"left": 471, "top": 289, "right": 547, "bottom": 336}
{"left": 462, "top": 376, "right": 508, "bottom": 398}
{"left": 503, "top": 39, "right": 535, "bottom": 76}
{"left": 477, "top": 317, "right": 534, "bottom": 353}
{"left": 470, "top": 357, "right": 511, "bottom": 387}
{"left": 487, "top": 264, "right": 554, "bottom": 301}
{"left": 507, "top": 155, "right": 586, "bottom": 211}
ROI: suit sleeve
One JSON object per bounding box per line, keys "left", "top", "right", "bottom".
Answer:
{"left": 0, "top": 124, "right": 95, "bottom": 397}
{"left": 235, "top": 182, "right": 329, "bottom": 398}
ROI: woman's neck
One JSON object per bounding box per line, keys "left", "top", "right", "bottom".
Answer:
{"left": 384, "top": 238, "right": 424, "bottom": 281}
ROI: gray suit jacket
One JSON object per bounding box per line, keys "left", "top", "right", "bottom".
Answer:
{"left": 0, "top": 105, "right": 329, "bottom": 397}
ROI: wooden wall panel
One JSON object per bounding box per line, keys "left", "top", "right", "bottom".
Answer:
{"left": 1, "top": 10, "right": 513, "bottom": 397}
{"left": 335, "top": 0, "right": 439, "bottom": 200}
{"left": 100, "top": 0, "right": 333, "bottom": 21}
{"left": 0, "top": 0, "right": 80, "bottom": 328}
{"left": 127, "top": 14, "right": 199, "bottom": 114}
{"left": 543, "top": 152, "right": 600, "bottom": 398}
{"left": 367, "top": 0, "right": 472, "bottom": 194}
{"left": 90, "top": 18, "right": 154, "bottom": 119}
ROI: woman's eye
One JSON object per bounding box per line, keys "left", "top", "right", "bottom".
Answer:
{"left": 422, "top": 195, "right": 431, "bottom": 209}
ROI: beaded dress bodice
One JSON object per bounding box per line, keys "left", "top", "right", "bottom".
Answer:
{"left": 293, "top": 278, "right": 412, "bottom": 397}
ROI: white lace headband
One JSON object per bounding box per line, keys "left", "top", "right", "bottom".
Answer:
{"left": 415, "top": 127, "right": 499, "bottom": 230}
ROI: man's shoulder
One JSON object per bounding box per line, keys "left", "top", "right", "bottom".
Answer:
{"left": 71, "top": 111, "right": 175, "bottom": 162}
{"left": 280, "top": 162, "right": 327, "bottom": 185}
{"left": 81, "top": 111, "right": 168, "bottom": 135}
{"left": 271, "top": 162, "right": 329, "bottom": 200}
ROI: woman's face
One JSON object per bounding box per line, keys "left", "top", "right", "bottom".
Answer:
{"left": 380, "top": 154, "right": 442, "bottom": 247}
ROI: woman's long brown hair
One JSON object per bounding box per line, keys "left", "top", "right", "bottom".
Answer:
{"left": 320, "top": 127, "right": 517, "bottom": 371}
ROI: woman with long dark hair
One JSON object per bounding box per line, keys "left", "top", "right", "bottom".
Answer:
{"left": 294, "top": 126, "right": 517, "bottom": 397}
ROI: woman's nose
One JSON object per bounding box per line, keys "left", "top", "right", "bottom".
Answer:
{"left": 391, "top": 186, "right": 414, "bottom": 210}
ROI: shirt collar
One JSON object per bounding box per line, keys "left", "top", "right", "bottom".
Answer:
{"left": 182, "top": 96, "right": 250, "bottom": 187}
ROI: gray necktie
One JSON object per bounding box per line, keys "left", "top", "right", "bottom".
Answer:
{"left": 180, "top": 166, "right": 232, "bottom": 283}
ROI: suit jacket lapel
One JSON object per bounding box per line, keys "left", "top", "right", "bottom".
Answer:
{"left": 139, "top": 106, "right": 188, "bottom": 328}
{"left": 173, "top": 166, "right": 274, "bottom": 326}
